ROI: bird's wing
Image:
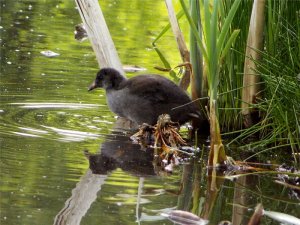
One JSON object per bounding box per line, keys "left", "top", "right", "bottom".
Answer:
{"left": 124, "top": 75, "right": 188, "bottom": 104}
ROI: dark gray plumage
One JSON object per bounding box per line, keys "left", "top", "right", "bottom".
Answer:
{"left": 89, "top": 68, "right": 200, "bottom": 125}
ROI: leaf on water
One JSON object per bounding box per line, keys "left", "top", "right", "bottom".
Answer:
{"left": 161, "top": 210, "right": 209, "bottom": 225}
{"left": 74, "top": 23, "right": 88, "bottom": 42}
{"left": 40, "top": 50, "right": 60, "bottom": 57}
{"left": 122, "top": 65, "right": 147, "bottom": 73}
{"left": 263, "top": 210, "right": 300, "bottom": 225}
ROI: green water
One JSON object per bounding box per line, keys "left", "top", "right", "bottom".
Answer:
{"left": 1, "top": 1, "right": 299, "bottom": 225}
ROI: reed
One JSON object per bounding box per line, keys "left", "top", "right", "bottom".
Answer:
{"left": 180, "top": 0, "right": 241, "bottom": 165}
{"left": 154, "top": 0, "right": 299, "bottom": 162}
{"left": 225, "top": 0, "right": 300, "bottom": 162}
{"left": 241, "top": 0, "right": 266, "bottom": 128}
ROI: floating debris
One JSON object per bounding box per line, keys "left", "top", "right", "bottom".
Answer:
{"left": 40, "top": 50, "right": 60, "bottom": 57}
{"left": 276, "top": 164, "right": 300, "bottom": 200}
{"left": 161, "top": 210, "right": 209, "bottom": 225}
{"left": 132, "top": 114, "right": 192, "bottom": 173}
{"left": 74, "top": 23, "right": 88, "bottom": 42}
{"left": 263, "top": 210, "right": 300, "bottom": 225}
{"left": 153, "top": 114, "right": 186, "bottom": 152}
{"left": 122, "top": 65, "right": 147, "bottom": 73}
{"left": 132, "top": 114, "right": 187, "bottom": 154}
{"left": 131, "top": 123, "right": 155, "bottom": 148}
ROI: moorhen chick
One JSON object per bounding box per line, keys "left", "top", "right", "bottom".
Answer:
{"left": 88, "top": 68, "right": 200, "bottom": 126}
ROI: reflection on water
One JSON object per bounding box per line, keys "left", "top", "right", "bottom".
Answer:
{"left": 1, "top": 0, "right": 299, "bottom": 225}
{"left": 85, "top": 132, "right": 156, "bottom": 176}
{"left": 54, "top": 132, "right": 161, "bottom": 225}
{"left": 42, "top": 125, "right": 101, "bottom": 142}
{"left": 0, "top": 0, "right": 182, "bottom": 224}
{"left": 10, "top": 103, "right": 102, "bottom": 109}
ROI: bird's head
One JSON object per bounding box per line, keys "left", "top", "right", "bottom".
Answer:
{"left": 88, "top": 68, "right": 125, "bottom": 91}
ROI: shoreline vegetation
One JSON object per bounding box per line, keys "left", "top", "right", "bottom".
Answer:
{"left": 153, "top": 0, "right": 300, "bottom": 166}
{"left": 75, "top": 0, "right": 300, "bottom": 166}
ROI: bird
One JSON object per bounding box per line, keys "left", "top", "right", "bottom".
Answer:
{"left": 88, "top": 68, "right": 200, "bottom": 126}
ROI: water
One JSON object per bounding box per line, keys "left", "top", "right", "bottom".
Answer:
{"left": 1, "top": 1, "right": 299, "bottom": 225}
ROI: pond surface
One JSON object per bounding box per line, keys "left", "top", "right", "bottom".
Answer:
{"left": 0, "top": 1, "right": 299, "bottom": 225}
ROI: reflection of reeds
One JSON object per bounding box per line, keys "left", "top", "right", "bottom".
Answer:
{"left": 75, "top": 0, "right": 124, "bottom": 72}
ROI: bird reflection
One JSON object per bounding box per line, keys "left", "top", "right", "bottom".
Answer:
{"left": 84, "top": 131, "right": 156, "bottom": 176}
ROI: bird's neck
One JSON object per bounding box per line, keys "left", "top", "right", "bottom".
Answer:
{"left": 106, "top": 77, "right": 127, "bottom": 91}
{"left": 113, "top": 77, "right": 127, "bottom": 90}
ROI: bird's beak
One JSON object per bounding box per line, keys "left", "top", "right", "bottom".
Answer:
{"left": 88, "top": 81, "right": 97, "bottom": 91}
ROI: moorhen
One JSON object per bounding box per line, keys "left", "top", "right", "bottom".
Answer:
{"left": 88, "top": 68, "right": 200, "bottom": 126}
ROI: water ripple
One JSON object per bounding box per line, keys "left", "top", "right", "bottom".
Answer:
{"left": 1, "top": 102, "right": 110, "bottom": 142}
{"left": 42, "top": 125, "right": 101, "bottom": 142}
{"left": 12, "top": 131, "right": 42, "bottom": 138}
{"left": 10, "top": 102, "right": 102, "bottom": 109}
{"left": 19, "top": 127, "right": 49, "bottom": 134}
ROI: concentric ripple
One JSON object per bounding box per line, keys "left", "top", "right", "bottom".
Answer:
{"left": 0, "top": 102, "right": 114, "bottom": 142}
